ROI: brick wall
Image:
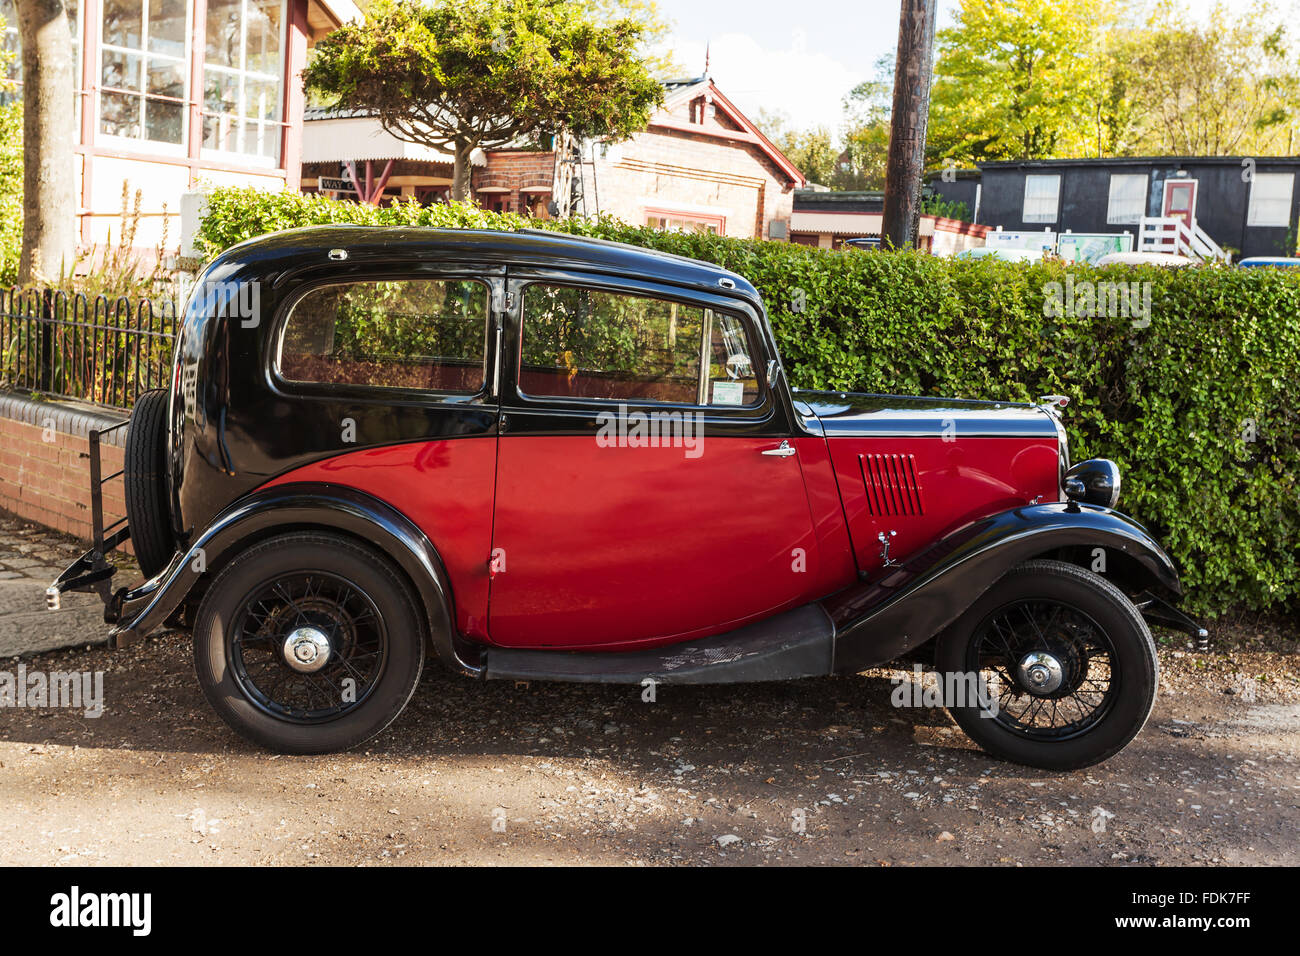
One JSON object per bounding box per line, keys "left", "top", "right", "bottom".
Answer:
{"left": 0, "top": 393, "right": 130, "bottom": 549}
{"left": 472, "top": 150, "right": 556, "bottom": 215}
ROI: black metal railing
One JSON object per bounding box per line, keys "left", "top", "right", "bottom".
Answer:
{"left": 0, "top": 288, "right": 177, "bottom": 409}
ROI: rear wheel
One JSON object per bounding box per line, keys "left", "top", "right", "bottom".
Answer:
{"left": 193, "top": 532, "right": 425, "bottom": 754}
{"left": 935, "top": 559, "right": 1158, "bottom": 771}
{"left": 123, "top": 388, "right": 173, "bottom": 577}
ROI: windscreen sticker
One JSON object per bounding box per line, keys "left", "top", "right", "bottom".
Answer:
{"left": 711, "top": 380, "right": 745, "bottom": 406}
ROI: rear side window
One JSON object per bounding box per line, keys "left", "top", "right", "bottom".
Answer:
{"left": 278, "top": 279, "right": 489, "bottom": 394}
{"left": 518, "top": 283, "right": 760, "bottom": 406}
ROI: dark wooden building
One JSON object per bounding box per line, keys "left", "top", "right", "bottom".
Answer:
{"left": 930, "top": 157, "right": 1300, "bottom": 260}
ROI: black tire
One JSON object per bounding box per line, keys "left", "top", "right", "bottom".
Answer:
{"left": 935, "top": 559, "right": 1158, "bottom": 771}
{"left": 124, "top": 388, "right": 173, "bottom": 577}
{"left": 193, "top": 532, "right": 425, "bottom": 755}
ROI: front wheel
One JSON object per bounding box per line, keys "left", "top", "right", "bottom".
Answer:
{"left": 935, "top": 559, "right": 1158, "bottom": 771}
{"left": 193, "top": 532, "right": 425, "bottom": 754}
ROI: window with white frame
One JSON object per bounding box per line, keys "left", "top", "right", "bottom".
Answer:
{"left": 1022, "top": 174, "right": 1060, "bottom": 223}
{"left": 99, "top": 0, "right": 188, "bottom": 145}
{"left": 2, "top": 0, "right": 83, "bottom": 110}
{"left": 0, "top": 0, "right": 18, "bottom": 90}
{"left": 1106, "top": 173, "right": 1147, "bottom": 224}
{"left": 1247, "top": 172, "right": 1295, "bottom": 227}
{"left": 203, "top": 0, "right": 285, "bottom": 162}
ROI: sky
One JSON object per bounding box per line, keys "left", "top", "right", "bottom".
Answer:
{"left": 649, "top": 0, "right": 1230, "bottom": 139}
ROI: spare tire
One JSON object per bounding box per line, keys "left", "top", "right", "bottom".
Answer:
{"left": 124, "top": 388, "right": 174, "bottom": 578}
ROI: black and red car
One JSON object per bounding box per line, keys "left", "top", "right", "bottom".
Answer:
{"left": 51, "top": 227, "right": 1204, "bottom": 768}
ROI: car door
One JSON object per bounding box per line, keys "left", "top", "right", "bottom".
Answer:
{"left": 487, "top": 272, "right": 821, "bottom": 650}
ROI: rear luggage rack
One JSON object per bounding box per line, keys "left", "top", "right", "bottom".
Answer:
{"left": 46, "top": 419, "right": 131, "bottom": 615}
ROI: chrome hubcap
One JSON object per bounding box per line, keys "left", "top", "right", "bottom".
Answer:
{"left": 283, "top": 626, "right": 331, "bottom": 673}
{"left": 1017, "top": 651, "right": 1064, "bottom": 694}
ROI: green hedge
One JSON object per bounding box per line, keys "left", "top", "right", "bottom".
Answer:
{"left": 198, "top": 187, "right": 1300, "bottom": 618}
{"left": 0, "top": 102, "right": 23, "bottom": 285}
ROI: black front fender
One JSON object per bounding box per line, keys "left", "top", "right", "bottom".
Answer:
{"left": 824, "top": 502, "right": 1181, "bottom": 672}
{"left": 110, "top": 483, "right": 477, "bottom": 676}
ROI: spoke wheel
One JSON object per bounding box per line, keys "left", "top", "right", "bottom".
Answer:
{"left": 194, "top": 532, "right": 426, "bottom": 755}
{"left": 971, "top": 599, "right": 1118, "bottom": 741}
{"left": 228, "top": 572, "right": 388, "bottom": 723}
{"left": 935, "top": 559, "right": 1158, "bottom": 771}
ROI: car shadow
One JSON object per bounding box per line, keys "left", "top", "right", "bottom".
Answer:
{"left": 0, "top": 630, "right": 984, "bottom": 771}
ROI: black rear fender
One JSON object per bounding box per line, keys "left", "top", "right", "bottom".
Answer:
{"left": 110, "top": 483, "right": 477, "bottom": 675}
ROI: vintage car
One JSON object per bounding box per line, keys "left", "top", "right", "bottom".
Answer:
{"left": 50, "top": 227, "right": 1205, "bottom": 768}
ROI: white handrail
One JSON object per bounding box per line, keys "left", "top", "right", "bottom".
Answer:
{"left": 1138, "top": 216, "right": 1229, "bottom": 262}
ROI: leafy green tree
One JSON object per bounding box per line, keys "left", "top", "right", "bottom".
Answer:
{"left": 836, "top": 63, "right": 893, "bottom": 189}
{"left": 756, "top": 110, "right": 839, "bottom": 186}
{"left": 1131, "top": 0, "right": 1300, "bottom": 155}
{"left": 927, "top": 0, "right": 1110, "bottom": 165}
{"left": 0, "top": 14, "right": 23, "bottom": 283}
{"left": 304, "top": 0, "right": 665, "bottom": 200}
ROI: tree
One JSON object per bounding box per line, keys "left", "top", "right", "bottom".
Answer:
{"left": 756, "top": 110, "right": 838, "bottom": 186}
{"left": 14, "top": 0, "right": 76, "bottom": 283}
{"left": 0, "top": 16, "right": 24, "bottom": 283}
{"left": 304, "top": 0, "right": 665, "bottom": 201}
{"left": 837, "top": 59, "right": 894, "bottom": 190}
{"left": 927, "top": 0, "right": 1110, "bottom": 165}
{"left": 1131, "top": 0, "right": 1300, "bottom": 155}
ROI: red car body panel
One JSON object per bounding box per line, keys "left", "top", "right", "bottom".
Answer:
{"left": 262, "top": 439, "right": 499, "bottom": 641}
{"left": 255, "top": 432, "right": 1061, "bottom": 651}
{"left": 487, "top": 435, "right": 828, "bottom": 649}
{"left": 824, "top": 437, "right": 1063, "bottom": 575}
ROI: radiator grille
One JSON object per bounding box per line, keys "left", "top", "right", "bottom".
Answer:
{"left": 858, "top": 453, "right": 925, "bottom": 516}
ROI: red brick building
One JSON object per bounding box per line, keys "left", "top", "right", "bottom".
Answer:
{"left": 473, "top": 77, "right": 805, "bottom": 239}
{"left": 301, "top": 77, "right": 806, "bottom": 239}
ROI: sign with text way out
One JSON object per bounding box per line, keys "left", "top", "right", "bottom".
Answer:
{"left": 318, "top": 177, "right": 355, "bottom": 192}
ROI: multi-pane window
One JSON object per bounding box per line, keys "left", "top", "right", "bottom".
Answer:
{"left": 1022, "top": 174, "right": 1061, "bottom": 224}
{"left": 278, "top": 279, "right": 490, "bottom": 395}
{"left": 99, "top": 0, "right": 187, "bottom": 145}
{"left": 203, "top": 0, "right": 285, "bottom": 161}
{"left": 0, "top": 0, "right": 18, "bottom": 90}
{"left": 1247, "top": 172, "right": 1295, "bottom": 228}
{"left": 519, "top": 284, "right": 760, "bottom": 407}
{"left": 646, "top": 210, "right": 724, "bottom": 235}
{"left": 1, "top": 0, "right": 82, "bottom": 109}
{"left": 1106, "top": 173, "right": 1148, "bottom": 224}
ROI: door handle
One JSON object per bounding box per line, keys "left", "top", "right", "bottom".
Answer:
{"left": 761, "top": 440, "right": 797, "bottom": 458}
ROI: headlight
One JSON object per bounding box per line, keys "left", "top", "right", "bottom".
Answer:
{"left": 1063, "top": 459, "right": 1121, "bottom": 509}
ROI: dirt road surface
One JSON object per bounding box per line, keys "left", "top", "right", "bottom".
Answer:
{"left": 2, "top": 625, "right": 1297, "bottom": 866}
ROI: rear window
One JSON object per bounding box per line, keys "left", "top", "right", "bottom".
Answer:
{"left": 277, "top": 279, "right": 489, "bottom": 394}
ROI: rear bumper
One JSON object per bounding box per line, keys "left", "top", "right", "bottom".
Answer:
{"left": 45, "top": 418, "right": 134, "bottom": 635}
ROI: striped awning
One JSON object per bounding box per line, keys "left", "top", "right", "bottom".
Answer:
{"left": 303, "top": 115, "right": 454, "bottom": 165}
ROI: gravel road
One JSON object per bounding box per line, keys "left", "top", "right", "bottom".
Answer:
{"left": 2, "top": 621, "right": 1296, "bottom": 866}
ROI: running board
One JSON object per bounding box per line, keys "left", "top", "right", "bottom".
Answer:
{"left": 482, "top": 604, "right": 835, "bottom": 684}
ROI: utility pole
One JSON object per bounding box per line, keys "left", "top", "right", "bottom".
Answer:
{"left": 881, "top": 0, "right": 938, "bottom": 250}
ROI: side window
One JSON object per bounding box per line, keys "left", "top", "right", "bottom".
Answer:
{"left": 277, "top": 278, "right": 488, "bottom": 394}
{"left": 518, "top": 283, "right": 761, "bottom": 407}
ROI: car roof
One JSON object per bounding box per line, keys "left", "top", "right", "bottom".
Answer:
{"left": 212, "top": 225, "right": 762, "bottom": 302}
{"left": 1238, "top": 256, "right": 1300, "bottom": 268}
{"left": 958, "top": 247, "right": 1043, "bottom": 261}
{"left": 1094, "top": 251, "right": 1194, "bottom": 267}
